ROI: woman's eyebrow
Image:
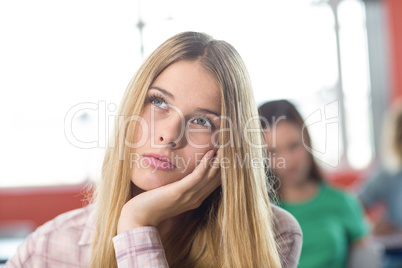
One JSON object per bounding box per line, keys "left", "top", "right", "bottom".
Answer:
{"left": 194, "top": 108, "right": 220, "bottom": 117}
{"left": 149, "top": 86, "right": 175, "bottom": 100}
{"left": 149, "top": 86, "right": 219, "bottom": 116}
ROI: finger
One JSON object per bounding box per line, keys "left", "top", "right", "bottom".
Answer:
{"left": 208, "top": 169, "right": 222, "bottom": 190}
{"left": 198, "top": 169, "right": 221, "bottom": 202}
{"left": 191, "top": 149, "right": 215, "bottom": 178}
{"left": 194, "top": 149, "right": 221, "bottom": 193}
{"left": 178, "top": 150, "right": 214, "bottom": 189}
{"left": 192, "top": 148, "right": 220, "bottom": 185}
{"left": 206, "top": 149, "right": 221, "bottom": 179}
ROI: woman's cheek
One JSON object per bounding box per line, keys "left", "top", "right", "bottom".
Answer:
{"left": 183, "top": 148, "right": 211, "bottom": 171}
{"left": 295, "top": 148, "right": 311, "bottom": 173}
{"left": 131, "top": 110, "right": 151, "bottom": 145}
{"left": 298, "top": 147, "right": 310, "bottom": 162}
{"left": 186, "top": 131, "right": 214, "bottom": 149}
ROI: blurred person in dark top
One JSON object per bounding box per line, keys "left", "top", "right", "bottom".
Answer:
{"left": 360, "top": 101, "right": 402, "bottom": 234}
{"left": 359, "top": 101, "right": 402, "bottom": 268}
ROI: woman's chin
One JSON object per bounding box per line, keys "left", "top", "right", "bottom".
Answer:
{"left": 131, "top": 169, "right": 184, "bottom": 191}
{"left": 280, "top": 175, "right": 306, "bottom": 187}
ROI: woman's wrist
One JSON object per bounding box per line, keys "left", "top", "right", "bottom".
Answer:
{"left": 117, "top": 204, "right": 151, "bottom": 234}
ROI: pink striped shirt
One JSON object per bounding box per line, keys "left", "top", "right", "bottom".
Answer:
{"left": 5, "top": 204, "right": 302, "bottom": 268}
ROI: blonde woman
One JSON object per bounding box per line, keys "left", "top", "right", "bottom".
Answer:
{"left": 6, "top": 32, "right": 302, "bottom": 268}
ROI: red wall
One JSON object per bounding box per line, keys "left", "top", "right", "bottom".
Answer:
{"left": 0, "top": 184, "right": 90, "bottom": 229}
{"left": 386, "top": 0, "right": 402, "bottom": 100}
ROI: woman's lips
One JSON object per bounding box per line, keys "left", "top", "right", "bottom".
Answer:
{"left": 142, "top": 153, "right": 177, "bottom": 171}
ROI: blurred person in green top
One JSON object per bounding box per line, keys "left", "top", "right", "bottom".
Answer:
{"left": 259, "top": 100, "right": 368, "bottom": 268}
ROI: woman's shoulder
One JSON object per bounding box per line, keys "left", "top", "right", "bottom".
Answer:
{"left": 322, "top": 183, "right": 357, "bottom": 204}
{"left": 35, "top": 204, "right": 95, "bottom": 236}
{"left": 5, "top": 205, "right": 95, "bottom": 267}
{"left": 271, "top": 204, "right": 302, "bottom": 268}
{"left": 271, "top": 204, "right": 302, "bottom": 235}
{"left": 322, "top": 184, "right": 366, "bottom": 217}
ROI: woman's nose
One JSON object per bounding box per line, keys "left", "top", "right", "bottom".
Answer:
{"left": 154, "top": 113, "right": 185, "bottom": 148}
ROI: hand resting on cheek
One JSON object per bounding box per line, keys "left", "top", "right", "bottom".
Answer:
{"left": 117, "top": 148, "right": 221, "bottom": 234}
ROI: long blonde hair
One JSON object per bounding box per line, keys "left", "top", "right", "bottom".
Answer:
{"left": 90, "top": 32, "right": 282, "bottom": 268}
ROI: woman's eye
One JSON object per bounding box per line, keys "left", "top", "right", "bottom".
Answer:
{"left": 192, "top": 117, "right": 211, "bottom": 127}
{"left": 151, "top": 98, "right": 168, "bottom": 109}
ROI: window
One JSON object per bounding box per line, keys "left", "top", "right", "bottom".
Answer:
{"left": 338, "top": 0, "right": 373, "bottom": 169}
{"left": 0, "top": 0, "right": 375, "bottom": 187}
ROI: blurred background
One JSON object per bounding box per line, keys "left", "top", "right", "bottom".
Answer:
{"left": 0, "top": 0, "right": 401, "bottom": 265}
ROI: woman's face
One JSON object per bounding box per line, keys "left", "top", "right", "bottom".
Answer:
{"left": 264, "top": 121, "right": 311, "bottom": 187}
{"left": 130, "top": 60, "right": 221, "bottom": 191}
